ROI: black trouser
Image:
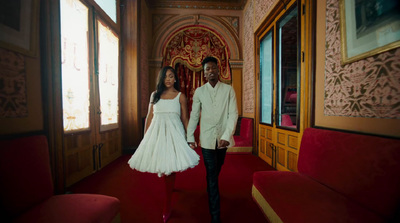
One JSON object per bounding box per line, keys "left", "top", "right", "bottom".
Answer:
{"left": 201, "top": 146, "right": 227, "bottom": 222}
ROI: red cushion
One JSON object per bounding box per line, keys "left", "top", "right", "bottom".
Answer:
{"left": 298, "top": 128, "right": 400, "bottom": 220}
{"left": 233, "top": 135, "right": 251, "bottom": 146}
{"left": 281, "top": 114, "right": 296, "bottom": 128}
{"left": 239, "top": 118, "right": 253, "bottom": 141}
{"left": 253, "top": 171, "right": 385, "bottom": 223}
{"left": 0, "top": 136, "right": 53, "bottom": 218}
{"left": 233, "top": 118, "right": 253, "bottom": 146}
{"left": 14, "top": 194, "right": 120, "bottom": 223}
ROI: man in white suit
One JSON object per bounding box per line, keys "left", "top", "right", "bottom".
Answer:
{"left": 187, "top": 56, "right": 238, "bottom": 223}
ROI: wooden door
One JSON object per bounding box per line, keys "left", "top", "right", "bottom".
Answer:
{"left": 256, "top": 0, "right": 313, "bottom": 171}
{"left": 60, "top": 0, "right": 121, "bottom": 187}
{"left": 94, "top": 18, "right": 122, "bottom": 170}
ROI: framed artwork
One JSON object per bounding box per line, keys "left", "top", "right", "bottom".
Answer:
{"left": 0, "top": 0, "right": 39, "bottom": 57}
{"left": 339, "top": 0, "right": 400, "bottom": 65}
{"left": 314, "top": 0, "right": 400, "bottom": 138}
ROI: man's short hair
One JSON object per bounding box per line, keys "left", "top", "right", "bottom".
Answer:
{"left": 201, "top": 56, "right": 218, "bottom": 68}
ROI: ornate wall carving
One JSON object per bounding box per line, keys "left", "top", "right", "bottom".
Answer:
{"left": 324, "top": 0, "right": 400, "bottom": 118}
{"left": 220, "top": 16, "right": 240, "bottom": 34}
{"left": 163, "top": 27, "right": 232, "bottom": 82}
{"left": 152, "top": 14, "right": 241, "bottom": 60}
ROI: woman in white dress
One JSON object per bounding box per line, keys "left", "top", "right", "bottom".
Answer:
{"left": 128, "top": 66, "right": 200, "bottom": 222}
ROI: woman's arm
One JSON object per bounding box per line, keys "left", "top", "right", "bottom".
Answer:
{"left": 144, "top": 92, "right": 155, "bottom": 135}
{"left": 179, "top": 93, "right": 189, "bottom": 132}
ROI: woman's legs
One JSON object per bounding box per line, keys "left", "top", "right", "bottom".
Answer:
{"left": 163, "top": 173, "right": 176, "bottom": 222}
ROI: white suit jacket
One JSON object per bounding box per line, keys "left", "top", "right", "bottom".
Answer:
{"left": 187, "top": 81, "right": 238, "bottom": 149}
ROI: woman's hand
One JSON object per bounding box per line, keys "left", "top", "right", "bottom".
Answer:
{"left": 188, "top": 142, "right": 197, "bottom": 149}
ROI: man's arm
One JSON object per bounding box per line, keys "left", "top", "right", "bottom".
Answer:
{"left": 187, "top": 90, "right": 201, "bottom": 143}
{"left": 221, "top": 86, "right": 238, "bottom": 142}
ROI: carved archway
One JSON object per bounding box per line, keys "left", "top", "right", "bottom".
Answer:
{"left": 151, "top": 14, "right": 241, "bottom": 65}
{"left": 162, "top": 26, "right": 231, "bottom": 82}
{"left": 148, "top": 13, "right": 243, "bottom": 115}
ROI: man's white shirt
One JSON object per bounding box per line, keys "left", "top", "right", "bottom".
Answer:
{"left": 187, "top": 81, "right": 238, "bottom": 149}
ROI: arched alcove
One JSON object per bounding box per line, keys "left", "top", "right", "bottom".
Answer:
{"left": 152, "top": 14, "right": 241, "bottom": 62}
{"left": 162, "top": 25, "right": 231, "bottom": 82}
{"left": 148, "top": 13, "right": 243, "bottom": 116}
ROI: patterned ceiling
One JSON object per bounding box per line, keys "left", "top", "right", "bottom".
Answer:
{"left": 145, "top": 0, "right": 247, "bottom": 10}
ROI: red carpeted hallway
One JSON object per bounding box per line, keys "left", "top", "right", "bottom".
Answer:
{"left": 69, "top": 148, "right": 274, "bottom": 223}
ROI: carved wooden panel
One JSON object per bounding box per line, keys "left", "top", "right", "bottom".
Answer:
{"left": 277, "top": 132, "right": 286, "bottom": 145}
{"left": 266, "top": 128, "right": 272, "bottom": 140}
{"left": 260, "top": 138, "right": 266, "bottom": 154}
{"left": 277, "top": 146, "right": 285, "bottom": 166}
{"left": 288, "top": 134, "right": 298, "bottom": 149}
{"left": 260, "top": 127, "right": 266, "bottom": 138}
{"left": 98, "top": 129, "right": 121, "bottom": 169}
{"left": 287, "top": 151, "right": 298, "bottom": 172}
{"left": 64, "top": 132, "right": 95, "bottom": 186}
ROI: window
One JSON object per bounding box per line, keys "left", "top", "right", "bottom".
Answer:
{"left": 259, "top": 2, "right": 300, "bottom": 130}
{"left": 260, "top": 30, "right": 274, "bottom": 125}
{"left": 60, "top": 0, "right": 119, "bottom": 132}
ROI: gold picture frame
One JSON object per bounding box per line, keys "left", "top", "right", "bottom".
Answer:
{"left": 0, "top": 0, "right": 39, "bottom": 57}
{"left": 339, "top": 0, "right": 400, "bottom": 65}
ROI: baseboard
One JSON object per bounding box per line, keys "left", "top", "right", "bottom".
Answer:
{"left": 227, "top": 146, "right": 253, "bottom": 153}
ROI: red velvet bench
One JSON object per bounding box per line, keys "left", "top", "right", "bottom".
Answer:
{"left": 252, "top": 128, "right": 400, "bottom": 223}
{"left": 193, "top": 118, "right": 254, "bottom": 153}
{"left": 0, "top": 135, "right": 121, "bottom": 223}
{"left": 229, "top": 118, "right": 253, "bottom": 153}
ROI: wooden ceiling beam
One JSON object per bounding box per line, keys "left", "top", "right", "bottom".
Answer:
{"left": 145, "top": 0, "right": 247, "bottom": 10}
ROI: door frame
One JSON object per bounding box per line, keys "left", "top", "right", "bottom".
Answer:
{"left": 254, "top": 0, "right": 316, "bottom": 171}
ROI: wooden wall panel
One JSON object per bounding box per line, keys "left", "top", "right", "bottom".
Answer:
{"left": 277, "top": 146, "right": 285, "bottom": 166}
{"left": 287, "top": 151, "right": 298, "bottom": 172}
{"left": 121, "top": 0, "right": 142, "bottom": 147}
{"left": 288, "top": 135, "right": 298, "bottom": 149}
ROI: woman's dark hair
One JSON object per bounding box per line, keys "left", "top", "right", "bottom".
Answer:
{"left": 153, "top": 66, "right": 180, "bottom": 104}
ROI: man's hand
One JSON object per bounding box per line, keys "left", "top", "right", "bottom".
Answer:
{"left": 188, "top": 142, "right": 197, "bottom": 149}
{"left": 218, "top": 140, "right": 229, "bottom": 149}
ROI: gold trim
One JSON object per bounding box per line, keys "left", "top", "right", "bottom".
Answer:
{"left": 252, "top": 185, "right": 283, "bottom": 223}
{"left": 339, "top": 0, "right": 400, "bottom": 65}
{"left": 227, "top": 146, "right": 252, "bottom": 153}
{"left": 111, "top": 213, "right": 121, "bottom": 223}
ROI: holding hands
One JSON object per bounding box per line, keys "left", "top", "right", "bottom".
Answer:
{"left": 218, "top": 140, "right": 229, "bottom": 149}
{"left": 188, "top": 140, "right": 229, "bottom": 149}
{"left": 188, "top": 142, "right": 197, "bottom": 149}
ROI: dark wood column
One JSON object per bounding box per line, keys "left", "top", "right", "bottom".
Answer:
{"left": 121, "top": 0, "right": 142, "bottom": 148}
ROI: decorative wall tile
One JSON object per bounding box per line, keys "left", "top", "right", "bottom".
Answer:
{"left": 0, "top": 48, "right": 28, "bottom": 118}
{"left": 254, "top": 0, "right": 275, "bottom": 26}
{"left": 324, "top": 0, "right": 400, "bottom": 118}
{"left": 243, "top": 0, "right": 255, "bottom": 114}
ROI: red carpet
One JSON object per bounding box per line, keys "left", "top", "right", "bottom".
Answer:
{"left": 69, "top": 148, "right": 274, "bottom": 223}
